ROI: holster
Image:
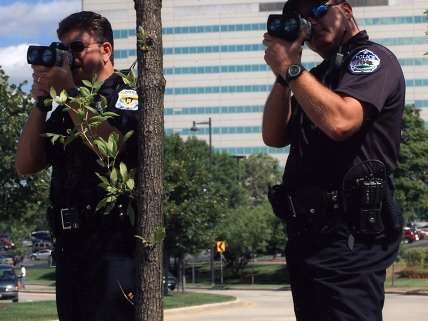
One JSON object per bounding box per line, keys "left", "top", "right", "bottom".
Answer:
{"left": 342, "top": 159, "right": 402, "bottom": 237}
{"left": 268, "top": 184, "right": 295, "bottom": 221}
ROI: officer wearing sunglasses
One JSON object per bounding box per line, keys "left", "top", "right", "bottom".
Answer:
{"left": 16, "top": 11, "right": 138, "bottom": 321}
{"left": 263, "top": 1, "right": 404, "bottom": 321}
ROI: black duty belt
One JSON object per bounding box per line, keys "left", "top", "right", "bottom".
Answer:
{"left": 268, "top": 185, "right": 343, "bottom": 222}
{"left": 47, "top": 201, "right": 128, "bottom": 237}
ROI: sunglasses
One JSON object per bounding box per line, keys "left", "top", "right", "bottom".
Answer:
{"left": 66, "top": 40, "right": 101, "bottom": 53}
{"left": 306, "top": 1, "right": 343, "bottom": 19}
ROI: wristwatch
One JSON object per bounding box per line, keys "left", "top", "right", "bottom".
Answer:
{"left": 282, "top": 63, "right": 306, "bottom": 85}
{"left": 35, "top": 96, "right": 52, "bottom": 113}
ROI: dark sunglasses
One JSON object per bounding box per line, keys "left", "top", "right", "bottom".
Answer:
{"left": 308, "top": 1, "right": 343, "bottom": 19}
{"left": 66, "top": 40, "right": 101, "bottom": 53}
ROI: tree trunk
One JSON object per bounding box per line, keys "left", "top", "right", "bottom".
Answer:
{"left": 134, "top": 1, "right": 165, "bottom": 321}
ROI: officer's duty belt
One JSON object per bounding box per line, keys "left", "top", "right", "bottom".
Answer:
{"left": 268, "top": 185, "right": 342, "bottom": 222}
{"left": 50, "top": 201, "right": 129, "bottom": 236}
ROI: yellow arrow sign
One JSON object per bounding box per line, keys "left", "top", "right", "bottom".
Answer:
{"left": 216, "top": 241, "right": 226, "bottom": 253}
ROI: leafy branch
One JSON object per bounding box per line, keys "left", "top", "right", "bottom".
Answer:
{"left": 45, "top": 75, "right": 136, "bottom": 212}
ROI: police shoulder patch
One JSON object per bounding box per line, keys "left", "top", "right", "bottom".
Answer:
{"left": 115, "top": 89, "right": 138, "bottom": 111}
{"left": 348, "top": 49, "right": 381, "bottom": 74}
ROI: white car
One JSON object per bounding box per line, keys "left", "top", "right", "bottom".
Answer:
{"left": 30, "top": 249, "right": 52, "bottom": 260}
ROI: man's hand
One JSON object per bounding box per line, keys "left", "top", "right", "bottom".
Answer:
{"left": 31, "top": 58, "right": 75, "bottom": 100}
{"left": 263, "top": 32, "right": 304, "bottom": 76}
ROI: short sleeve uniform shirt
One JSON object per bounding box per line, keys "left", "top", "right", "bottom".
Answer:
{"left": 283, "top": 31, "right": 405, "bottom": 189}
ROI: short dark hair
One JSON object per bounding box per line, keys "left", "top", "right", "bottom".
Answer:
{"left": 57, "top": 11, "right": 114, "bottom": 64}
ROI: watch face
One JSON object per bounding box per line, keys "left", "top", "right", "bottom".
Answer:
{"left": 288, "top": 64, "right": 302, "bottom": 77}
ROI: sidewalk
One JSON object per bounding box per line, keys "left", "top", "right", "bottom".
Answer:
{"left": 21, "top": 284, "right": 55, "bottom": 293}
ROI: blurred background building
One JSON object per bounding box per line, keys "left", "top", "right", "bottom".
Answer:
{"left": 82, "top": 0, "right": 428, "bottom": 164}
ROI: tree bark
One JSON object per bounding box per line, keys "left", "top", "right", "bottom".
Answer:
{"left": 134, "top": 1, "right": 165, "bottom": 321}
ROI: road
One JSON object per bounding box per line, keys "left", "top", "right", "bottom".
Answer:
{"left": 12, "top": 289, "right": 428, "bottom": 321}
{"left": 165, "top": 290, "right": 428, "bottom": 321}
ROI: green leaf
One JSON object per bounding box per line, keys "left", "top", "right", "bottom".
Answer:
{"left": 85, "top": 106, "right": 98, "bottom": 114}
{"left": 59, "top": 89, "right": 68, "bottom": 102}
{"left": 119, "top": 162, "right": 128, "bottom": 181}
{"left": 93, "top": 80, "right": 104, "bottom": 90}
{"left": 49, "top": 87, "right": 57, "bottom": 99}
{"left": 126, "top": 178, "right": 135, "bottom": 191}
{"left": 102, "top": 112, "right": 119, "bottom": 118}
{"left": 96, "top": 197, "right": 109, "bottom": 211}
{"left": 43, "top": 98, "right": 52, "bottom": 107}
{"left": 110, "top": 168, "right": 118, "bottom": 185}
{"left": 64, "top": 133, "right": 77, "bottom": 146}
{"left": 94, "top": 139, "right": 109, "bottom": 157}
{"left": 123, "top": 130, "right": 134, "bottom": 144}
{"left": 95, "top": 172, "right": 110, "bottom": 186}
{"left": 96, "top": 159, "right": 106, "bottom": 168}
{"left": 82, "top": 80, "right": 92, "bottom": 88}
{"left": 79, "top": 87, "right": 91, "bottom": 97}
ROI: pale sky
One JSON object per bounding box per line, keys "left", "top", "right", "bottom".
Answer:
{"left": 0, "top": 0, "right": 81, "bottom": 85}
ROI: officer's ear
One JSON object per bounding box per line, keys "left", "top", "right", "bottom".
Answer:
{"left": 340, "top": 2, "right": 353, "bottom": 20}
{"left": 101, "top": 42, "right": 113, "bottom": 65}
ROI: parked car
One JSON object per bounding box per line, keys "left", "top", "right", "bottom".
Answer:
{"left": 414, "top": 229, "right": 426, "bottom": 240}
{"left": 0, "top": 238, "right": 15, "bottom": 250}
{"left": 402, "top": 227, "right": 417, "bottom": 243}
{"left": 163, "top": 272, "right": 177, "bottom": 291}
{"left": 0, "top": 255, "right": 14, "bottom": 265}
{"left": 0, "top": 264, "right": 18, "bottom": 302}
{"left": 30, "top": 249, "right": 52, "bottom": 260}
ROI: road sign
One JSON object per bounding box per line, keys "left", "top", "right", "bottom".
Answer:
{"left": 216, "top": 240, "right": 226, "bottom": 253}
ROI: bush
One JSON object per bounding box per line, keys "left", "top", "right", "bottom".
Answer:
{"left": 402, "top": 248, "right": 425, "bottom": 267}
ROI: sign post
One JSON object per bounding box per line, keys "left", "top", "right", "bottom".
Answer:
{"left": 216, "top": 241, "right": 226, "bottom": 287}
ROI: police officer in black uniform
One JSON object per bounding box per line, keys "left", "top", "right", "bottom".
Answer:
{"left": 263, "top": 1, "right": 404, "bottom": 320}
{"left": 16, "top": 11, "right": 138, "bottom": 321}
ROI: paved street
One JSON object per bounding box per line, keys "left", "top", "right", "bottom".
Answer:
{"left": 11, "top": 288, "right": 428, "bottom": 321}
{"left": 165, "top": 290, "right": 428, "bottom": 321}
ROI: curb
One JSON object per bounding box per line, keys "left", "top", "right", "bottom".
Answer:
{"left": 385, "top": 289, "right": 428, "bottom": 296}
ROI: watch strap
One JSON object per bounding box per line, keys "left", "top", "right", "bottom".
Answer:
{"left": 276, "top": 75, "right": 289, "bottom": 87}
{"left": 35, "top": 96, "right": 52, "bottom": 113}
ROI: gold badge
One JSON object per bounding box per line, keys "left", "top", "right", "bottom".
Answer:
{"left": 115, "top": 89, "right": 138, "bottom": 111}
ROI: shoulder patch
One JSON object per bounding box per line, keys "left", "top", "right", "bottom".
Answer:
{"left": 348, "top": 49, "right": 381, "bottom": 74}
{"left": 115, "top": 89, "right": 138, "bottom": 111}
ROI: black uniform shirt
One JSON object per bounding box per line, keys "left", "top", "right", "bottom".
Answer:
{"left": 283, "top": 31, "right": 405, "bottom": 189}
{"left": 45, "top": 72, "right": 138, "bottom": 211}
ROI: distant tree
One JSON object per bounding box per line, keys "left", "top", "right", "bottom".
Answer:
{"left": 0, "top": 66, "right": 50, "bottom": 233}
{"left": 241, "top": 153, "right": 282, "bottom": 205}
{"left": 395, "top": 105, "right": 428, "bottom": 222}
{"left": 218, "top": 203, "right": 274, "bottom": 275}
{"left": 163, "top": 135, "right": 248, "bottom": 286}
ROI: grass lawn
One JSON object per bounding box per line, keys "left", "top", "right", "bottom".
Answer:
{"left": 0, "top": 301, "right": 57, "bottom": 321}
{"left": 187, "top": 262, "right": 290, "bottom": 285}
{"left": 26, "top": 268, "right": 56, "bottom": 286}
{"left": 0, "top": 292, "right": 235, "bottom": 321}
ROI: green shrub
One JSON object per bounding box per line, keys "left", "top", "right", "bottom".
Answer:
{"left": 402, "top": 248, "right": 425, "bottom": 267}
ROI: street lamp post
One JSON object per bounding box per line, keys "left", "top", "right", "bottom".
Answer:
{"left": 191, "top": 117, "right": 212, "bottom": 161}
{"left": 232, "top": 155, "right": 246, "bottom": 181}
{"left": 190, "top": 117, "right": 215, "bottom": 286}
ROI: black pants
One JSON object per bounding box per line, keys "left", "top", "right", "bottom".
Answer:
{"left": 55, "top": 237, "right": 135, "bottom": 321}
{"left": 286, "top": 223, "right": 400, "bottom": 321}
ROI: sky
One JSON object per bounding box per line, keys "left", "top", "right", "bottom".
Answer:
{"left": 0, "top": 0, "right": 81, "bottom": 86}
